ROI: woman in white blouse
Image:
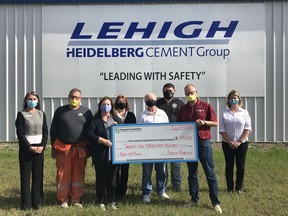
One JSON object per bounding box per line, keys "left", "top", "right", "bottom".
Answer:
{"left": 219, "top": 90, "right": 252, "bottom": 194}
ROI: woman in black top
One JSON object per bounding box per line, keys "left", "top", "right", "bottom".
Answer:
{"left": 15, "top": 91, "right": 48, "bottom": 210}
{"left": 86, "top": 96, "right": 121, "bottom": 210}
{"left": 114, "top": 95, "right": 137, "bottom": 200}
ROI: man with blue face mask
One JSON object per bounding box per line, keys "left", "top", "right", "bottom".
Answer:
{"left": 138, "top": 92, "right": 170, "bottom": 204}
{"left": 177, "top": 84, "right": 222, "bottom": 214}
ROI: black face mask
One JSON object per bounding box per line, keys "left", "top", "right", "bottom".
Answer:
{"left": 145, "top": 100, "right": 157, "bottom": 107}
{"left": 117, "top": 102, "right": 127, "bottom": 110}
{"left": 163, "top": 91, "right": 174, "bottom": 100}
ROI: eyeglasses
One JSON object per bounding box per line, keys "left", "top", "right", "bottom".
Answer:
{"left": 69, "top": 96, "right": 81, "bottom": 100}
{"left": 185, "top": 91, "right": 197, "bottom": 96}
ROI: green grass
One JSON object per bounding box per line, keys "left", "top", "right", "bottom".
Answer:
{"left": 0, "top": 143, "right": 287, "bottom": 216}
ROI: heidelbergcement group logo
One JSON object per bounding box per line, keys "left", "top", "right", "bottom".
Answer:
{"left": 66, "top": 20, "right": 238, "bottom": 59}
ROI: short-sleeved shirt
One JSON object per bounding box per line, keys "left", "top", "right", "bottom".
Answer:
{"left": 177, "top": 99, "right": 217, "bottom": 140}
{"left": 219, "top": 107, "right": 252, "bottom": 142}
{"left": 156, "top": 98, "right": 184, "bottom": 122}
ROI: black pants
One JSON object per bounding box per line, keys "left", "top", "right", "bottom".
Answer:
{"left": 116, "top": 164, "right": 129, "bottom": 199}
{"left": 222, "top": 141, "right": 248, "bottom": 191}
{"left": 19, "top": 149, "right": 44, "bottom": 210}
{"left": 94, "top": 162, "right": 118, "bottom": 204}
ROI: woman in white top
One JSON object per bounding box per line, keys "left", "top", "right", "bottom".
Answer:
{"left": 219, "top": 90, "right": 252, "bottom": 194}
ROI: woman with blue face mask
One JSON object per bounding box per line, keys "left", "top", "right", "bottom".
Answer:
{"left": 86, "top": 96, "right": 121, "bottom": 211}
{"left": 15, "top": 91, "right": 48, "bottom": 210}
{"left": 219, "top": 90, "right": 252, "bottom": 195}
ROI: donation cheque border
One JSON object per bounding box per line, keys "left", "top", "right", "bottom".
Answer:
{"left": 111, "top": 122, "right": 198, "bottom": 164}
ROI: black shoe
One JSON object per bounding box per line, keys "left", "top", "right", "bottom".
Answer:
{"left": 173, "top": 185, "right": 183, "bottom": 192}
{"left": 227, "top": 189, "right": 233, "bottom": 195}
{"left": 33, "top": 205, "right": 41, "bottom": 210}
{"left": 184, "top": 200, "right": 198, "bottom": 208}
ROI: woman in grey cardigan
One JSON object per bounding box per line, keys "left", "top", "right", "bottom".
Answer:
{"left": 15, "top": 91, "right": 48, "bottom": 210}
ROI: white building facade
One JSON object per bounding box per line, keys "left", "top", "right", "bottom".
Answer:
{"left": 0, "top": 1, "right": 287, "bottom": 142}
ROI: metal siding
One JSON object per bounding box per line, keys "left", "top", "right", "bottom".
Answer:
{"left": 0, "top": 2, "right": 287, "bottom": 142}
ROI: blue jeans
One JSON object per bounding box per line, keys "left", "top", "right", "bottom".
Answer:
{"left": 187, "top": 139, "right": 220, "bottom": 205}
{"left": 169, "top": 162, "right": 182, "bottom": 186}
{"left": 141, "top": 163, "right": 167, "bottom": 195}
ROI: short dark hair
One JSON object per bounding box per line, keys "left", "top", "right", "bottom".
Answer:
{"left": 68, "top": 88, "right": 81, "bottom": 97}
{"left": 162, "top": 83, "right": 175, "bottom": 90}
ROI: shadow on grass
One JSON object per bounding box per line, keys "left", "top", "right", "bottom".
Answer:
{"left": 0, "top": 187, "right": 21, "bottom": 210}
{"left": 0, "top": 179, "right": 220, "bottom": 210}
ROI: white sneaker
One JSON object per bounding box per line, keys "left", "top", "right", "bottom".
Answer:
{"left": 111, "top": 202, "right": 117, "bottom": 210}
{"left": 73, "top": 202, "right": 83, "bottom": 208}
{"left": 214, "top": 204, "right": 222, "bottom": 214}
{"left": 158, "top": 192, "right": 170, "bottom": 200}
{"left": 142, "top": 195, "right": 151, "bottom": 204}
{"left": 99, "top": 203, "right": 106, "bottom": 211}
{"left": 60, "top": 202, "right": 69, "bottom": 208}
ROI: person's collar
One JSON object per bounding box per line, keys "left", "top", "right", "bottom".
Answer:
{"left": 69, "top": 105, "right": 80, "bottom": 110}
{"left": 164, "top": 97, "right": 173, "bottom": 103}
{"left": 146, "top": 106, "right": 157, "bottom": 114}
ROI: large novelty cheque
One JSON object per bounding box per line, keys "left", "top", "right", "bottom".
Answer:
{"left": 111, "top": 122, "right": 198, "bottom": 164}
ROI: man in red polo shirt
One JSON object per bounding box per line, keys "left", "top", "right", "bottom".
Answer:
{"left": 177, "top": 84, "right": 222, "bottom": 214}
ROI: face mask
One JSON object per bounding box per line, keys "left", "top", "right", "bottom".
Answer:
{"left": 69, "top": 99, "right": 80, "bottom": 107}
{"left": 163, "top": 91, "right": 174, "bottom": 100}
{"left": 186, "top": 94, "right": 197, "bottom": 102}
{"left": 27, "top": 100, "right": 38, "bottom": 108}
{"left": 145, "top": 100, "right": 157, "bottom": 107}
{"left": 230, "top": 99, "right": 239, "bottom": 105}
{"left": 117, "top": 102, "right": 127, "bottom": 110}
{"left": 100, "top": 104, "right": 112, "bottom": 113}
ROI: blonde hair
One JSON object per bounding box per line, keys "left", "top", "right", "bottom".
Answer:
{"left": 226, "top": 90, "right": 242, "bottom": 108}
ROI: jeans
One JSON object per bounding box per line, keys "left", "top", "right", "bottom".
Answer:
{"left": 141, "top": 163, "right": 167, "bottom": 195}
{"left": 187, "top": 139, "right": 220, "bottom": 205}
{"left": 166, "top": 162, "right": 182, "bottom": 186}
{"left": 222, "top": 141, "right": 248, "bottom": 191}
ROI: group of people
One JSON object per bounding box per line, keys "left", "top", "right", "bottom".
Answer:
{"left": 15, "top": 83, "right": 252, "bottom": 214}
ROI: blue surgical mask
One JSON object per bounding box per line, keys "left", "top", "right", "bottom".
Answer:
{"left": 100, "top": 104, "right": 112, "bottom": 113}
{"left": 27, "top": 100, "right": 38, "bottom": 108}
{"left": 230, "top": 99, "right": 239, "bottom": 105}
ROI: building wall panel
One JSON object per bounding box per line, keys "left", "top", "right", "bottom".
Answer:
{"left": 0, "top": 2, "right": 287, "bottom": 142}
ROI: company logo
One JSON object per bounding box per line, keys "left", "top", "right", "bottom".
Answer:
{"left": 68, "top": 21, "right": 239, "bottom": 46}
